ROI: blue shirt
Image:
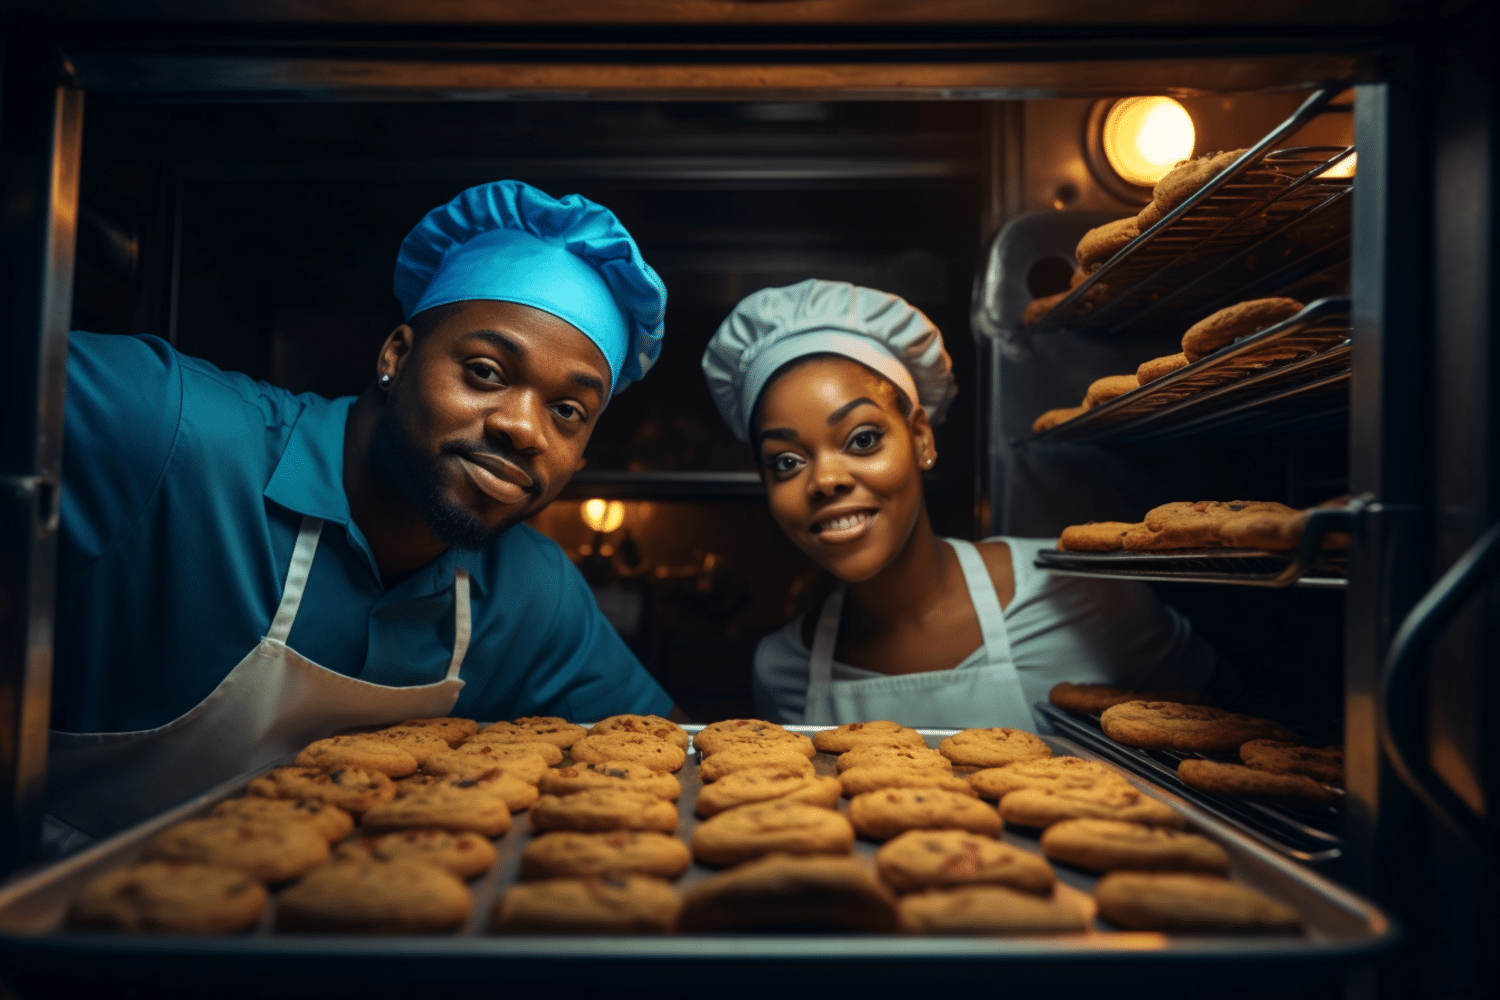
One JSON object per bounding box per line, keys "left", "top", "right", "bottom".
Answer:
{"left": 54, "top": 332, "right": 672, "bottom": 733}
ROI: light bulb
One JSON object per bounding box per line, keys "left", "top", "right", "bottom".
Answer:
{"left": 582, "top": 498, "right": 625, "bottom": 533}
{"left": 1103, "top": 97, "right": 1196, "bottom": 188}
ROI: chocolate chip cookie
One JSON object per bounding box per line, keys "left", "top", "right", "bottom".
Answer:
{"left": 1094, "top": 872, "right": 1301, "bottom": 932}
{"left": 691, "top": 800, "right": 855, "bottom": 866}
{"left": 1099, "top": 701, "right": 1296, "bottom": 754}
{"left": 876, "top": 829, "right": 1055, "bottom": 894}
{"left": 247, "top": 766, "right": 396, "bottom": 815}
{"left": 968, "top": 756, "right": 1129, "bottom": 800}
{"left": 693, "top": 719, "right": 815, "bottom": 758}
{"left": 696, "top": 765, "right": 842, "bottom": 817}
{"left": 899, "top": 885, "right": 1088, "bottom": 935}
{"left": 998, "top": 786, "right": 1186, "bottom": 830}
{"left": 520, "top": 831, "right": 692, "bottom": 880}
{"left": 538, "top": 761, "right": 682, "bottom": 801}
{"left": 294, "top": 736, "right": 419, "bottom": 778}
{"left": 587, "top": 714, "right": 689, "bottom": 750}
{"left": 71, "top": 862, "right": 268, "bottom": 934}
{"left": 276, "top": 858, "right": 472, "bottom": 933}
{"left": 847, "top": 787, "right": 1001, "bottom": 840}
{"left": 1048, "top": 682, "right": 1210, "bottom": 716}
{"left": 811, "top": 721, "right": 926, "bottom": 754}
{"left": 478, "top": 716, "right": 586, "bottom": 749}
{"left": 493, "top": 874, "right": 679, "bottom": 934}
{"left": 570, "top": 733, "right": 686, "bottom": 773}
{"left": 335, "top": 830, "right": 497, "bottom": 879}
{"left": 530, "top": 790, "right": 679, "bottom": 834}
{"left": 1040, "top": 818, "right": 1230, "bottom": 874}
{"left": 677, "top": 854, "right": 899, "bottom": 933}
{"left": 1177, "top": 759, "right": 1339, "bottom": 805}
{"left": 143, "top": 817, "right": 328, "bottom": 882}
{"left": 938, "top": 728, "right": 1052, "bottom": 768}
{"left": 1239, "top": 740, "right": 1344, "bottom": 785}
{"left": 210, "top": 796, "right": 354, "bottom": 844}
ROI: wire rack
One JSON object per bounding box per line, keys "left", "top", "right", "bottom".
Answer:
{"left": 1034, "top": 87, "right": 1353, "bottom": 338}
{"left": 1037, "top": 703, "right": 1344, "bottom": 865}
{"left": 1035, "top": 548, "right": 1348, "bottom": 589}
{"left": 1033, "top": 296, "right": 1351, "bottom": 446}
{"left": 1033, "top": 502, "right": 1354, "bottom": 589}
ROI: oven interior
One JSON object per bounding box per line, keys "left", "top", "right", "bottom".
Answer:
{"left": 72, "top": 92, "right": 1352, "bottom": 727}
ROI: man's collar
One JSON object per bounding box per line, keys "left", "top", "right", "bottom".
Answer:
{"left": 264, "top": 395, "right": 488, "bottom": 597}
{"left": 264, "top": 396, "right": 356, "bottom": 526}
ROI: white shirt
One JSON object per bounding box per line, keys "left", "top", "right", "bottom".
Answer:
{"left": 752, "top": 536, "right": 1215, "bottom": 728}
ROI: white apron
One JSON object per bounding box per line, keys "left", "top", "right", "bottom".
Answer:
{"left": 804, "top": 538, "right": 1035, "bottom": 729}
{"left": 46, "top": 516, "right": 470, "bottom": 838}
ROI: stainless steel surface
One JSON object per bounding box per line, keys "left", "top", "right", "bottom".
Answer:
{"left": 0, "top": 725, "right": 1393, "bottom": 959}
{"left": 0, "top": 54, "right": 84, "bottom": 876}
{"left": 1345, "top": 80, "right": 1432, "bottom": 901}
{"left": 1037, "top": 706, "right": 1344, "bottom": 865}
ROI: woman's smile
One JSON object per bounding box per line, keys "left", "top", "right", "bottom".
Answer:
{"left": 809, "top": 508, "right": 879, "bottom": 543}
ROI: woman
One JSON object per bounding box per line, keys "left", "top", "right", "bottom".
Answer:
{"left": 702, "top": 279, "right": 1213, "bottom": 729}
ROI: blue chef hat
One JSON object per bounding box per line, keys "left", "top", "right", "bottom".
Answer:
{"left": 394, "top": 179, "right": 666, "bottom": 395}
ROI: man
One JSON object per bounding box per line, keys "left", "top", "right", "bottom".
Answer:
{"left": 46, "top": 179, "right": 680, "bottom": 841}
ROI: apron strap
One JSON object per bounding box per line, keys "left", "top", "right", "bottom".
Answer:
{"left": 945, "top": 538, "right": 1017, "bottom": 666}
{"left": 806, "top": 584, "right": 846, "bottom": 689}
{"left": 447, "top": 567, "right": 472, "bottom": 680}
{"left": 267, "top": 517, "right": 323, "bottom": 644}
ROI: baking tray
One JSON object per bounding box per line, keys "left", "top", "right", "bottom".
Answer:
{"left": 1036, "top": 706, "right": 1344, "bottom": 868}
{"left": 0, "top": 727, "right": 1396, "bottom": 998}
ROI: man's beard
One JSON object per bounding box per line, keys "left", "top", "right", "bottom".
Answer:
{"left": 371, "top": 397, "right": 540, "bottom": 552}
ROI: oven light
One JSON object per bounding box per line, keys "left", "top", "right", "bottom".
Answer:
{"left": 582, "top": 498, "right": 626, "bottom": 534}
{"left": 1102, "top": 97, "right": 1196, "bottom": 187}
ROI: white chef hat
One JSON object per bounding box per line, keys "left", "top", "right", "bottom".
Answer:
{"left": 702, "top": 279, "right": 957, "bottom": 442}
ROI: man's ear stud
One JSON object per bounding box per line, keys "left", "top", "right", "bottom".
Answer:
{"left": 380, "top": 373, "right": 391, "bottom": 388}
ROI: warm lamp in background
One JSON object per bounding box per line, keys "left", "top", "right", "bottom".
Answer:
{"left": 1102, "top": 97, "right": 1196, "bottom": 186}
{"left": 582, "top": 498, "right": 626, "bottom": 534}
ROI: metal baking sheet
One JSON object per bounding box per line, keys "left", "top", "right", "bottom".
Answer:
{"left": 0, "top": 726, "right": 1396, "bottom": 995}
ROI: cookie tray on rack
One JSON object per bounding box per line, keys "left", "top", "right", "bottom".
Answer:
{"left": 0, "top": 727, "right": 1396, "bottom": 998}
{"left": 1036, "top": 706, "right": 1344, "bottom": 868}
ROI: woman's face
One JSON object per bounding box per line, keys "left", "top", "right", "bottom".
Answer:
{"left": 755, "top": 357, "right": 935, "bottom": 583}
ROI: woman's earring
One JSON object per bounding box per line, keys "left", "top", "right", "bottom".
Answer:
{"left": 379, "top": 373, "right": 391, "bottom": 389}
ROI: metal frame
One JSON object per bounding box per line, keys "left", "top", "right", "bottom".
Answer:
{"left": 0, "top": 47, "right": 83, "bottom": 876}
{"left": 0, "top": 4, "right": 1453, "bottom": 904}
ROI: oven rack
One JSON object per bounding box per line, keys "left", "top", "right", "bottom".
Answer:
{"left": 1034, "top": 86, "right": 1353, "bottom": 338}
{"left": 1033, "top": 503, "right": 1354, "bottom": 589}
{"left": 1032, "top": 296, "right": 1351, "bottom": 447}
{"left": 1034, "top": 548, "right": 1347, "bottom": 589}
{"left": 1036, "top": 704, "right": 1343, "bottom": 866}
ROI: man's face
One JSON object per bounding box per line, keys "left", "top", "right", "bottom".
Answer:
{"left": 373, "top": 300, "right": 610, "bottom": 549}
